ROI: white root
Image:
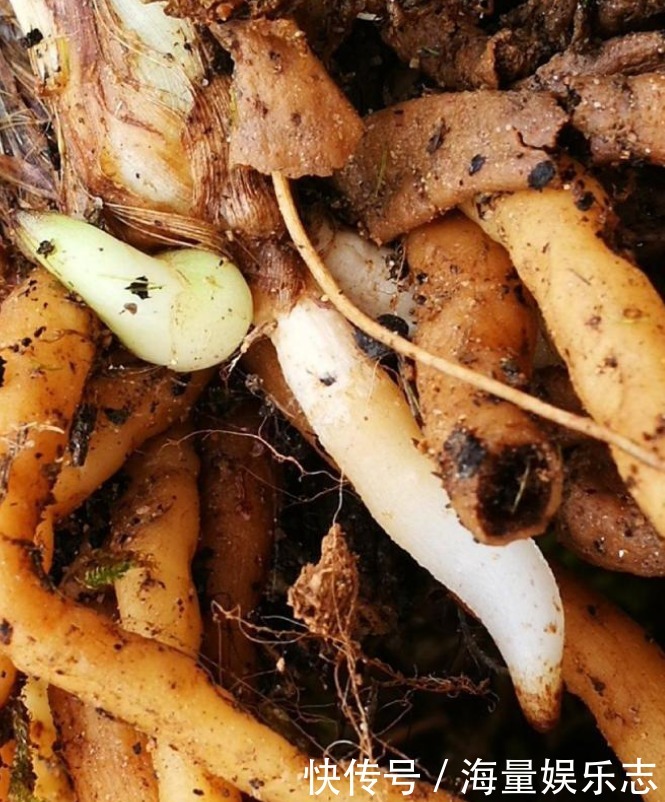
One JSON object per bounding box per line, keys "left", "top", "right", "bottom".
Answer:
{"left": 311, "top": 219, "right": 416, "bottom": 330}
{"left": 270, "top": 296, "right": 564, "bottom": 730}
{"left": 313, "top": 220, "right": 562, "bottom": 370}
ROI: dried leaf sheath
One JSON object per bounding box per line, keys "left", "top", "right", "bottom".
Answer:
{"left": 11, "top": 0, "right": 281, "bottom": 241}
{"left": 13, "top": 0, "right": 201, "bottom": 216}
{"left": 185, "top": 74, "right": 284, "bottom": 237}
{"left": 214, "top": 17, "right": 364, "bottom": 178}
{"left": 0, "top": 15, "right": 56, "bottom": 207}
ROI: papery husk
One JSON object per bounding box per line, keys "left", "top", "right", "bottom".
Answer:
{"left": 0, "top": 12, "right": 57, "bottom": 209}
{"left": 12, "top": 0, "right": 282, "bottom": 242}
